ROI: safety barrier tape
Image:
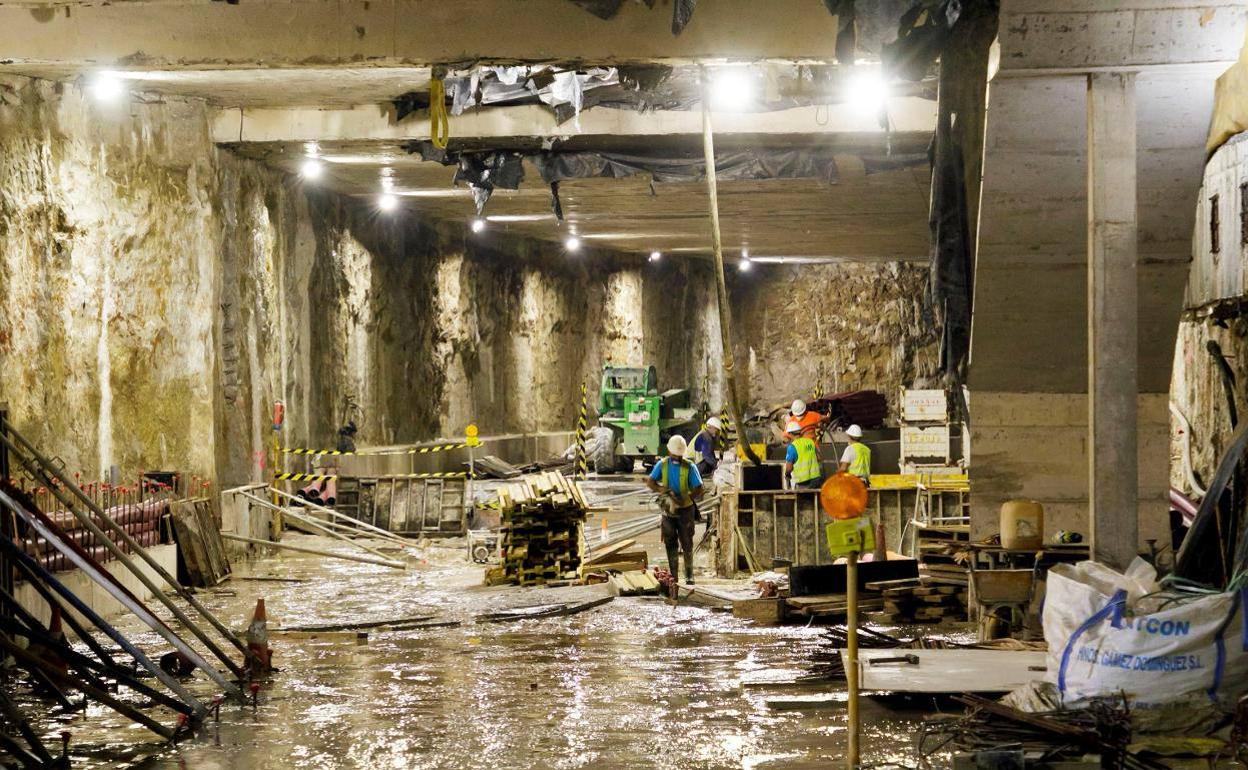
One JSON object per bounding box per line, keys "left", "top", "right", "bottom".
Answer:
{"left": 574, "top": 381, "right": 588, "bottom": 481}
{"left": 280, "top": 442, "right": 474, "bottom": 457}
{"left": 274, "top": 472, "right": 337, "bottom": 482}
{"left": 274, "top": 470, "right": 470, "bottom": 483}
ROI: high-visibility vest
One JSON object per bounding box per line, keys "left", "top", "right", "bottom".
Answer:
{"left": 791, "top": 437, "right": 821, "bottom": 484}
{"left": 659, "top": 458, "right": 694, "bottom": 507}
{"left": 847, "top": 442, "right": 872, "bottom": 480}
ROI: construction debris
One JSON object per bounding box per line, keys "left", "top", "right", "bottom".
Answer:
{"left": 920, "top": 695, "right": 1170, "bottom": 770}
{"left": 489, "top": 472, "right": 589, "bottom": 587}
{"left": 475, "top": 595, "right": 614, "bottom": 623}
{"left": 864, "top": 577, "right": 969, "bottom": 624}
{"left": 170, "top": 497, "right": 232, "bottom": 587}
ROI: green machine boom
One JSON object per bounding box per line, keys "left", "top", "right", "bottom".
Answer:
{"left": 597, "top": 364, "right": 699, "bottom": 469}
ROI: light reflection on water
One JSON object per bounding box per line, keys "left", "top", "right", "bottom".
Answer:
{"left": 19, "top": 539, "right": 926, "bottom": 769}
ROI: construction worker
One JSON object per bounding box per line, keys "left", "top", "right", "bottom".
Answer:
{"left": 838, "top": 424, "right": 872, "bottom": 486}
{"left": 646, "top": 435, "right": 704, "bottom": 584}
{"left": 690, "top": 416, "right": 723, "bottom": 476}
{"left": 783, "top": 420, "right": 823, "bottom": 490}
{"left": 787, "top": 399, "right": 826, "bottom": 440}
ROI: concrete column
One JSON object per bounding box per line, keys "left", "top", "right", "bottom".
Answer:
{"left": 1086, "top": 72, "right": 1139, "bottom": 570}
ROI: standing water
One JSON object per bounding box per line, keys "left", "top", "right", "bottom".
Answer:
{"left": 19, "top": 535, "right": 928, "bottom": 769}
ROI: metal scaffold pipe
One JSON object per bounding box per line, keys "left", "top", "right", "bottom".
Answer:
{"left": 0, "top": 421, "right": 248, "bottom": 687}
{"left": 699, "top": 65, "right": 762, "bottom": 466}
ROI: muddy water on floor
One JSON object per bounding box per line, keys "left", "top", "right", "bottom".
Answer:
{"left": 23, "top": 536, "right": 929, "bottom": 769}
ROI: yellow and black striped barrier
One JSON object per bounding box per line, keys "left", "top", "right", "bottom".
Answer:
{"left": 574, "top": 381, "right": 588, "bottom": 480}
{"left": 280, "top": 441, "right": 474, "bottom": 457}
{"left": 274, "top": 470, "right": 468, "bottom": 483}
{"left": 720, "top": 406, "right": 737, "bottom": 446}
{"left": 274, "top": 472, "right": 337, "bottom": 483}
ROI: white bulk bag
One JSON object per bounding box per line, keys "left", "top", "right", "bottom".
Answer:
{"left": 1043, "top": 559, "right": 1248, "bottom": 709}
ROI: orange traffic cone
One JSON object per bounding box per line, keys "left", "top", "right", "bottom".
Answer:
{"left": 43, "top": 606, "right": 69, "bottom": 677}
{"left": 245, "top": 599, "right": 272, "bottom": 677}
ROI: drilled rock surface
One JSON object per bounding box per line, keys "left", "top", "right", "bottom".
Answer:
{"left": 733, "top": 262, "right": 940, "bottom": 414}
{"left": 0, "top": 76, "right": 727, "bottom": 488}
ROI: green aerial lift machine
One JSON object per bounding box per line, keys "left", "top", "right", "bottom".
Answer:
{"left": 597, "top": 364, "right": 701, "bottom": 471}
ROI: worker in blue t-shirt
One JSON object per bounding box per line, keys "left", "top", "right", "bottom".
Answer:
{"left": 645, "top": 434, "right": 704, "bottom": 584}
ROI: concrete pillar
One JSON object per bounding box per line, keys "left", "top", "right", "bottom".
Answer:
{"left": 1086, "top": 72, "right": 1139, "bottom": 570}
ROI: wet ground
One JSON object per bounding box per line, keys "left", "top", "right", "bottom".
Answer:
{"left": 17, "top": 534, "right": 937, "bottom": 770}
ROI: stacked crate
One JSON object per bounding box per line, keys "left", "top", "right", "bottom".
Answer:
{"left": 486, "top": 472, "right": 589, "bottom": 587}
{"left": 866, "top": 578, "right": 968, "bottom": 624}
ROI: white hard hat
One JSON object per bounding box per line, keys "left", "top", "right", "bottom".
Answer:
{"left": 791, "top": 399, "right": 807, "bottom": 416}
{"left": 785, "top": 420, "right": 802, "bottom": 434}
{"left": 667, "top": 434, "right": 688, "bottom": 455}
{"left": 847, "top": 424, "right": 864, "bottom": 438}
{"left": 706, "top": 416, "right": 723, "bottom": 431}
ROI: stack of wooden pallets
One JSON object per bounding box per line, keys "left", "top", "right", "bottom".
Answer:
{"left": 865, "top": 578, "right": 968, "bottom": 624}
{"left": 484, "top": 472, "right": 589, "bottom": 587}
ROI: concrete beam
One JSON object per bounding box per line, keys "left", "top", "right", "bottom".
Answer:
{"left": 997, "top": 0, "right": 1247, "bottom": 73}
{"left": 1087, "top": 72, "right": 1139, "bottom": 570}
{"left": 210, "top": 99, "right": 939, "bottom": 145}
{"left": 0, "top": 0, "right": 842, "bottom": 72}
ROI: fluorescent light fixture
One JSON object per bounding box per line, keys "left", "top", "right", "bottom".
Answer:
{"left": 377, "top": 193, "right": 398, "bottom": 212}
{"left": 471, "top": 217, "right": 486, "bottom": 233}
{"left": 299, "top": 158, "right": 324, "bottom": 180}
{"left": 845, "top": 69, "right": 889, "bottom": 116}
{"left": 649, "top": 251, "right": 662, "bottom": 262}
{"left": 565, "top": 235, "right": 582, "bottom": 252}
{"left": 710, "top": 68, "right": 754, "bottom": 111}
{"left": 88, "top": 71, "right": 125, "bottom": 102}
{"left": 486, "top": 214, "right": 555, "bottom": 223}
{"left": 397, "top": 189, "right": 471, "bottom": 198}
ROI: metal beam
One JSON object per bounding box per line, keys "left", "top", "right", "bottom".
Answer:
{"left": 211, "top": 100, "right": 938, "bottom": 145}
{"left": 0, "top": 0, "right": 841, "bottom": 72}
{"left": 997, "top": 0, "right": 1247, "bottom": 73}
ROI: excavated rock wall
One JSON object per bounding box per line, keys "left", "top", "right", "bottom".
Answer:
{"left": 733, "top": 262, "right": 940, "bottom": 414}
{"left": 0, "top": 76, "right": 723, "bottom": 489}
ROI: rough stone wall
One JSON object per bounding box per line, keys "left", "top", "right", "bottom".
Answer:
{"left": 731, "top": 262, "right": 939, "bottom": 414}
{"left": 0, "top": 76, "right": 221, "bottom": 481}
{"left": 0, "top": 75, "right": 724, "bottom": 489}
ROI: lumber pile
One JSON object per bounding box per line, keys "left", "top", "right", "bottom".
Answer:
{"left": 608, "top": 570, "right": 661, "bottom": 596}
{"left": 484, "top": 472, "right": 589, "bottom": 587}
{"left": 578, "top": 537, "right": 648, "bottom": 579}
{"left": 169, "top": 498, "right": 231, "bottom": 587}
{"left": 865, "top": 577, "right": 968, "bottom": 624}
{"left": 785, "top": 594, "right": 886, "bottom": 619}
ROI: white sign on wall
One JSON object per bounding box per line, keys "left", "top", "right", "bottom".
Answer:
{"left": 901, "top": 425, "right": 951, "bottom": 462}
{"left": 902, "top": 389, "right": 948, "bottom": 422}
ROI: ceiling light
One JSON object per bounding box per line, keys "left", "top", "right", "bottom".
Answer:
{"left": 300, "top": 158, "right": 324, "bottom": 180}
{"left": 565, "top": 235, "right": 581, "bottom": 252}
{"left": 709, "top": 69, "right": 755, "bottom": 111}
{"left": 845, "top": 69, "right": 889, "bottom": 116}
{"left": 88, "top": 71, "right": 125, "bottom": 103}
{"left": 649, "top": 251, "right": 662, "bottom": 262}
{"left": 377, "top": 193, "right": 398, "bottom": 212}
{"left": 739, "top": 249, "right": 752, "bottom": 272}
{"left": 471, "top": 217, "right": 486, "bottom": 233}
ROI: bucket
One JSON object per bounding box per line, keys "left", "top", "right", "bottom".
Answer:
{"left": 1000, "top": 499, "right": 1044, "bottom": 550}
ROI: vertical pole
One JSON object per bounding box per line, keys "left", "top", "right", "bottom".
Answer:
{"left": 700, "top": 66, "right": 761, "bottom": 466}
{"left": 0, "top": 406, "right": 11, "bottom": 625}
{"left": 1087, "top": 72, "right": 1139, "bottom": 570}
{"left": 575, "top": 382, "right": 588, "bottom": 480}
{"left": 845, "top": 550, "right": 860, "bottom": 769}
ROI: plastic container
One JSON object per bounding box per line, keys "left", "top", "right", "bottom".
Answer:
{"left": 1000, "top": 499, "right": 1044, "bottom": 550}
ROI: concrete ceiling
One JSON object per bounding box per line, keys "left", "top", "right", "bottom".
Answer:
{"left": 0, "top": 0, "right": 937, "bottom": 264}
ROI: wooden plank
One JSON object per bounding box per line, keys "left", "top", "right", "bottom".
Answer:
{"left": 732, "top": 597, "right": 786, "bottom": 624}
{"left": 583, "top": 538, "right": 638, "bottom": 565}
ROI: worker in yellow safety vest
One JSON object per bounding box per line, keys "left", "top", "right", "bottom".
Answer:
{"left": 645, "top": 435, "right": 705, "bottom": 584}
{"left": 783, "top": 420, "right": 823, "bottom": 490}
{"left": 838, "top": 424, "right": 872, "bottom": 486}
